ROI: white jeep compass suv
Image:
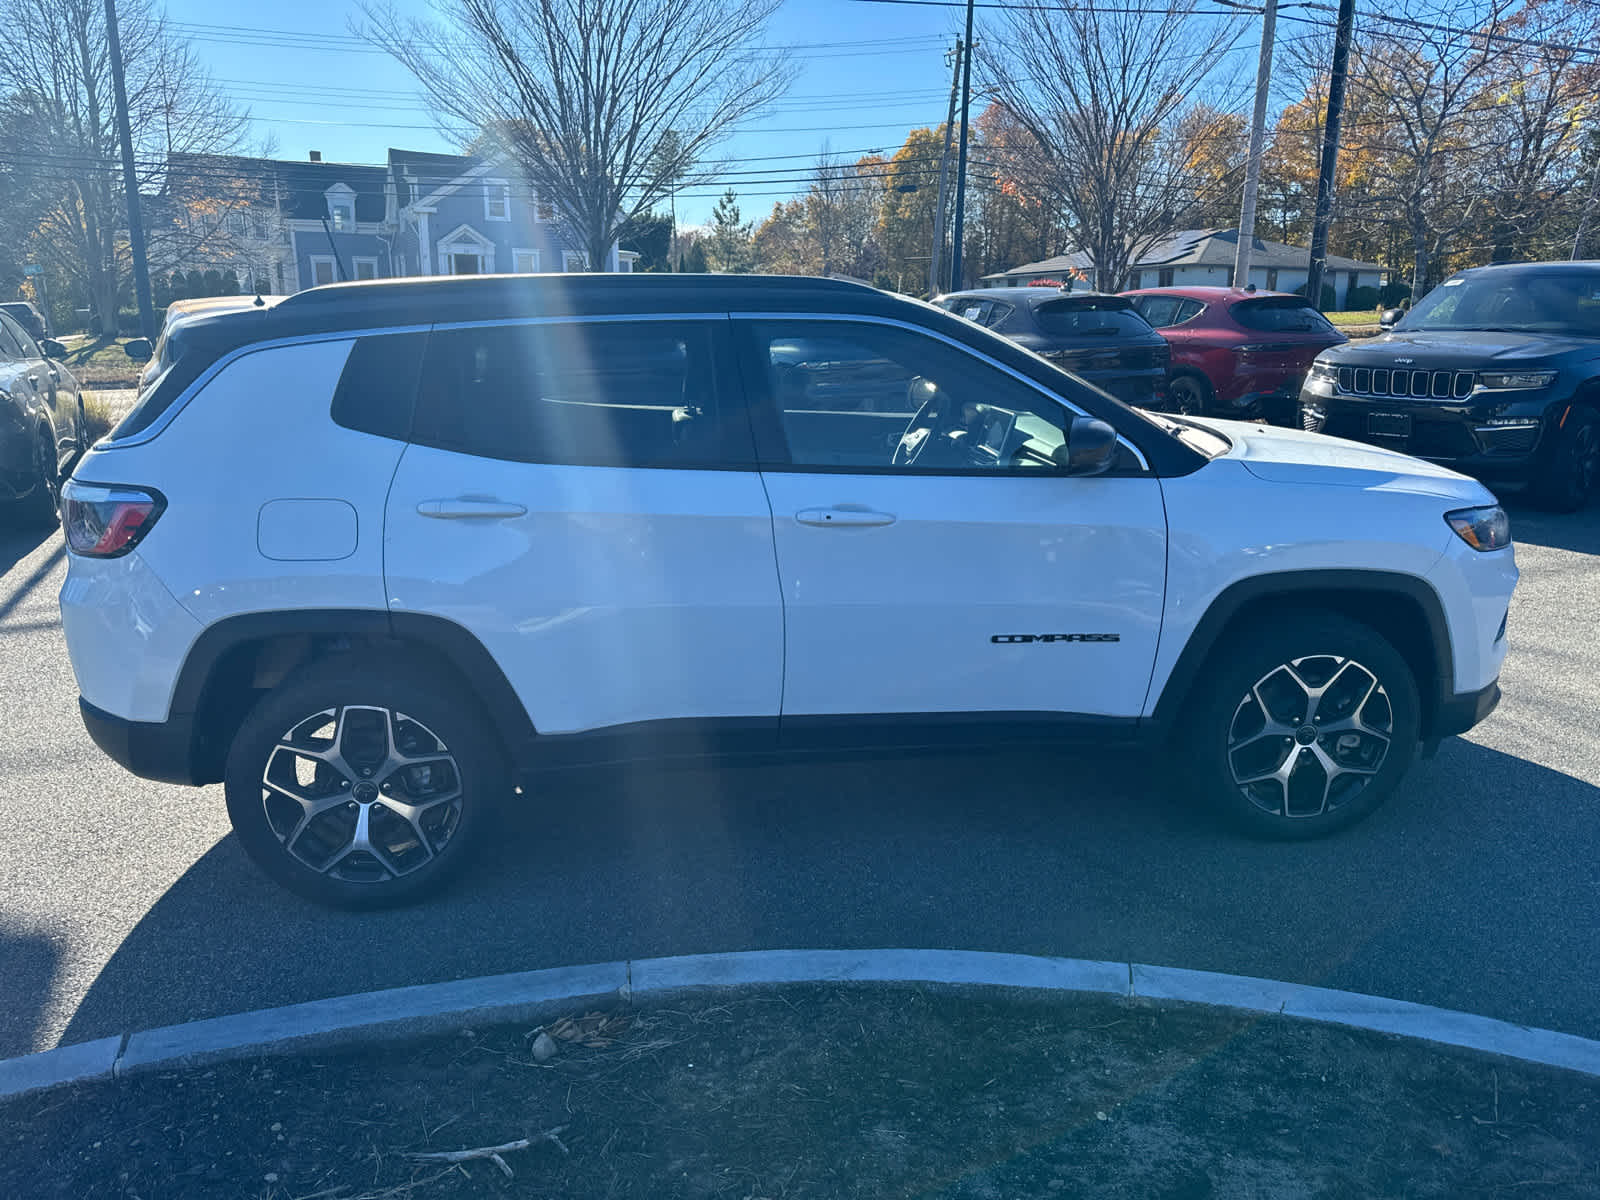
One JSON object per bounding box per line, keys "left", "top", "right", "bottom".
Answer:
{"left": 59, "top": 275, "right": 1517, "bottom": 907}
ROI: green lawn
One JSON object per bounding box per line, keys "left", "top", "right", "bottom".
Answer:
{"left": 1323, "top": 310, "right": 1385, "bottom": 330}
{"left": 59, "top": 335, "right": 145, "bottom": 386}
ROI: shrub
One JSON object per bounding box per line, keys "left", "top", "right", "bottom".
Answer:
{"left": 1344, "top": 285, "right": 1380, "bottom": 311}
{"left": 116, "top": 306, "right": 169, "bottom": 335}
{"left": 1293, "top": 282, "right": 1337, "bottom": 311}
{"left": 1379, "top": 281, "right": 1412, "bottom": 307}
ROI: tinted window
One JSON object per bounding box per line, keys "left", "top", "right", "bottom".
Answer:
{"left": 411, "top": 321, "right": 750, "bottom": 467}
{"left": 1232, "top": 298, "right": 1336, "bottom": 333}
{"left": 1034, "top": 297, "right": 1153, "bottom": 337}
{"left": 1400, "top": 270, "right": 1600, "bottom": 337}
{"left": 0, "top": 315, "right": 22, "bottom": 359}
{"left": 749, "top": 320, "right": 1085, "bottom": 473}
{"left": 1133, "top": 296, "right": 1182, "bottom": 327}
{"left": 332, "top": 333, "right": 426, "bottom": 440}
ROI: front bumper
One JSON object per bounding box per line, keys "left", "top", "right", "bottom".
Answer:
{"left": 1298, "top": 385, "right": 1557, "bottom": 479}
{"left": 1431, "top": 679, "right": 1501, "bottom": 739}
{"left": 79, "top": 697, "right": 205, "bottom": 786}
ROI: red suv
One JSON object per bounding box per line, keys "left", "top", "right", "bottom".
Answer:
{"left": 1122, "top": 287, "right": 1347, "bottom": 424}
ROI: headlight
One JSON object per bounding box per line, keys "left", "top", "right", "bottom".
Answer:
{"left": 1478, "top": 370, "right": 1556, "bottom": 390}
{"left": 1445, "top": 505, "right": 1511, "bottom": 552}
{"left": 1308, "top": 361, "right": 1338, "bottom": 382}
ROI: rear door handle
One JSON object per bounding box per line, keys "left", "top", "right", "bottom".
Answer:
{"left": 796, "top": 507, "right": 896, "bottom": 528}
{"left": 417, "top": 498, "right": 528, "bottom": 519}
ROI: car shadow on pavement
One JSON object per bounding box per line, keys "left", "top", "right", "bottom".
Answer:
{"left": 56, "top": 733, "right": 1600, "bottom": 1053}
{"left": 0, "top": 921, "right": 62, "bottom": 1060}
{"left": 0, "top": 527, "right": 58, "bottom": 590}
{"left": 1502, "top": 501, "right": 1600, "bottom": 555}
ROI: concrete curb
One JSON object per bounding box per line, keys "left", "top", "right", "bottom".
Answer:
{"left": 4, "top": 949, "right": 1599, "bottom": 1102}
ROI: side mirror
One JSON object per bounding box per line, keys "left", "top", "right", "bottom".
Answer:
{"left": 1379, "top": 308, "right": 1403, "bottom": 330}
{"left": 1053, "top": 416, "right": 1119, "bottom": 476}
{"left": 39, "top": 338, "right": 66, "bottom": 360}
{"left": 124, "top": 337, "right": 153, "bottom": 363}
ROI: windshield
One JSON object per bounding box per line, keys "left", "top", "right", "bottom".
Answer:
{"left": 1400, "top": 270, "right": 1600, "bottom": 336}
{"left": 1034, "top": 297, "right": 1153, "bottom": 337}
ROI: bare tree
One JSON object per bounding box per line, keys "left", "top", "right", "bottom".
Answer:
{"left": 0, "top": 0, "right": 248, "bottom": 333}
{"left": 805, "top": 145, "right": 884, "bottom": 280}
{"left": 359, "top": 0, "right": 792, "bottom": 271}
{"left": 975, "top": 0, "right": 1245, "bottom": 291}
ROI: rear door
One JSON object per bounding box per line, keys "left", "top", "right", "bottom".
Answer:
{"left": 383, "top": 316, "right": 784, "bottom": 737}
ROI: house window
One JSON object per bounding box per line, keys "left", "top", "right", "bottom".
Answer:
{"left": 512, "top": 248, "right": 540, "bottom": 273}
{"left": 484, "top": 179, "right": 510, "bottom": 222}
{"left": 1128, "top": 271, "right": 1142, "bottom": 290}
{"left": 1266, "top": 268, "right": 1279, "bottom": 291}
{"left": 562, "top": 251, "right": 587, "bottom": 272}
{"left": 330, "top": 202, "right": 354, "bottom": 230}
{"left": 1157, "top": 268, "right": 1175, "bottom": 288}
{"left": 352, "top": 256, "right": 380, "bottom": 281}
{"left": 616, "top": 256, "right": 634, "bottom": 273}
{"left": 309, "top": 256, "right": 338, "bottom": 287}
{"left": 535, "top": 194, "right": 556, "bottom": 223}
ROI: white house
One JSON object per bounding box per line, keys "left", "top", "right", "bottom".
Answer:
{"left": 982, "top": 229, "right": 1388, "bottom": 307}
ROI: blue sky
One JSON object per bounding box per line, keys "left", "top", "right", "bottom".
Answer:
{"left": 162, "top": 0, "right": 965, "bottom": 227}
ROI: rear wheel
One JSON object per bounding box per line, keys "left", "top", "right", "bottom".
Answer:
{"left": 11, "top": 428, "right": 61, "bottom": 528}
{"left": 1165, "top": 373, "right": 1212, "bottom": 416}
{"left": 224, "top": 657, "right": 508, "bottom": 908}
{"left": 1532, "top": 407, "right": 1598, "bottom": 512}
{"left": 1178, "top": 613, "right": 1420, "bottom": 839}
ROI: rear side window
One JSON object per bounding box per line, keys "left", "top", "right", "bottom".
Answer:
{"left": 331, "top": 333, "right": 426, "bottom": 440}
{"left": 411, "top": 320, "right": 752, "bottom": 467}
{"left": 1133, "top": 296, "right": 1181, "bottom": 327}
{"left": 1034, "top": 298, "right": 1153, "bottom": 337}
{"left": 1232, "top": 298, "right": 1336, "bottom": 333}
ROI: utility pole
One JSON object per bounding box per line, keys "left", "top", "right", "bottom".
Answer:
{"left": 104, "top": 0, "right": 155, "bottom": 340}
{"left": 1233, "top": 0, "right": 1278, "bottom": 291}
{"left": 1304, "top": 0, "right": 1356, "bottom": 308}
{"left": 927, "top": 40, "right": 964, "bottom": 299}
{"left": 949, "top": 0, "right": 977, "bottom": 290}
{"left": 1572, "top": 150, "right": 1600, "bottom": 260}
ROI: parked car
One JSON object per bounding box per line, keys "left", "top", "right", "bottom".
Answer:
{"left": 1123, "top": 287, "right": 1347, "bottom": 423}
{"left": 935, "top": 287, "right": 1169, "bottom": 407}
{"left": 126, "top": 295, "right": 285, "bottom": 397}
{"left": 61, "top": 274, "right": 1515, "bottom": 907}
{"left": 0, "top": 300, "right": 49, "bottom": 342}
{"left": 1301, "top": 261, "right": 1600, "bottom": 510}
{"left": 1, "top": 309, "right": 81, "bottom": 525}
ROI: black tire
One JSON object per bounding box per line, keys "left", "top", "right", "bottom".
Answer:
{"left": 12, "top": 427, "right": 61, "bottom": 528}
{"left": 1531, "top": 406, "right": 1598, "bottom": 513}
{"left": 1165, "top": 373, "right": 1212, "bottom": 416}
{"left": 224, "top": 655, "right": 509, "bottom": 908}
{"left": 1176, "top": 612, "right": 1420, "bottom": 839}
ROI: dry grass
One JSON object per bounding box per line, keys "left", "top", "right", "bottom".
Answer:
{"left": 79, "top": 390, "right": 122, "bottom": 442}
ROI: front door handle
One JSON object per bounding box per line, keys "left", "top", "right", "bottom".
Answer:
{"left": 796, "top": 506, "right": 896, "bottom": 528}
{"left": 417, "top": 498, "right": 528, "bottom": 519}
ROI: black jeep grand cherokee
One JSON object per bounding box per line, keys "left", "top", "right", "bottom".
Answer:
{"left": 1300, "top": 261, "right": 1600, "bottom": 510}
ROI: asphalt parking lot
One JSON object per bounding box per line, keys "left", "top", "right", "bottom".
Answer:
{"left": 1, "top": 502, "right": 1598, "bottom": 1061}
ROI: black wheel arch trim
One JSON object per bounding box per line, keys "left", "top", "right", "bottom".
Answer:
{"left": 170, "top": 609, "right": 538, "bottom": 778}
{"left": 1149, "top": 569, "right": 1457, "bottom": 738}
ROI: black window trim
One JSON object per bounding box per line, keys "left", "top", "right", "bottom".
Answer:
{"left": 728, "top": 311, "right": 1153, "bottom": 477}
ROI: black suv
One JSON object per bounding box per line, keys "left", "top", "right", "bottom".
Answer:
{"left": 936, "top": 287, "right": 1169, "bottom": 407}
{"left": 1300, "top": 261, "right": 1600, "bottom": 510}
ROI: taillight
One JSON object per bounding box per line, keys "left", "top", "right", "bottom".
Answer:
{"left": 61, "top": 481, "right": 166, "bottom": 558}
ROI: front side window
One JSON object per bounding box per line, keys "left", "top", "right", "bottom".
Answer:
{"left": 411, "top": 321, "right": 751, "bottom": 467}
{"left": 0, "top": 315, "right": 23, "bottom": 359}
{"left": 0, "top": 313, "right": 39, "bottom": 359}
{"left": 747, "top": 320, "right": 1090, "bottom": 473}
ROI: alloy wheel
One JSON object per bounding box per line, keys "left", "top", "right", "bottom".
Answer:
{"left": 261, "top": 705, "right": 464, "bottom": 884}
{"left": 1226, "top": 654, "right": 1393, "bottom": 819}
{"left": 1168, "top": 377, "right": 1205, "bottom": 415}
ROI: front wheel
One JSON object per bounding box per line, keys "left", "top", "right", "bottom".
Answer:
{"left": 1178, "top": 613, "right": 1420, "bottom": 839}
{"left": 1531, "top": 407, "right": 1598, "bottom": 512}
{"left": 1165, "top": 373, "right": 1212, "bottom": 416}
{"left": 224, "top": 657, "right": 508, "bottom": 908}
{"left": 12, "top": 428, "right": 61, "bottom": 528}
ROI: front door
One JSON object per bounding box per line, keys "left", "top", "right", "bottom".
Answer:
{"left": 736, "top": 317, "right": 1168, "bottom": 724}
{"left": 384, "top": 316, "right": 783, "bottom": 736}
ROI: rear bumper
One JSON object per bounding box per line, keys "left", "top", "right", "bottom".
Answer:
{"left": 1431, "top": 679, "right": 1501, "bottom": 739}
{"left": 79, "top": 697, "right": 203, "bottom": 786}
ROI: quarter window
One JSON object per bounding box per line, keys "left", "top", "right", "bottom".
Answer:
{"left": 746, "top": 321, "right": 1085, "bottom": 473}
{"left": 411, "top": 321, "right": 751, "bottom": 468}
